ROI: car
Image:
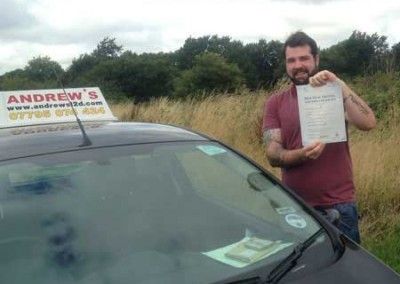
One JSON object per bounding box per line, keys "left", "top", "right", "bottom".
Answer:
{"left": 0, "top": 88, "right": 398, "bottom": 284}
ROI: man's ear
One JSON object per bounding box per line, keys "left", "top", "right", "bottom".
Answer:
{"left": 315, "top": 54, "right": 320, "bottom": 67}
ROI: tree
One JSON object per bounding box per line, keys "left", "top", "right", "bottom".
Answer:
{"left": 392, "top": 42, "right": 400, "bottom": 71}
{"left": 116, "top": 52, "right": 178, "bottom": 101}
{"left": 320, "top": 31, "right": 389, "bottom": 76}
{"left": 174, "top": 35, "right": 284, "bottom": 89}
{"left": 174, "top": 52, "right": 244, "bottom": 97}
{"left": 175, "top": 36, "right": 212, "bottom": 69}
{"left": 175, "top": 35, "right": 245, "bottom": 69}
{"left": 240, "top": 40, "right": 284, "bottom": 89}
{"left": 0, "top": 69, "right": 43, "bottom": 90}
{"left": 65, "top": 54, "right": 98, "bottom": 85}
{"left": 24, "top": 56, "right": 64, "bottom": 82}
{"left": 78, "top": 51, "right": 178, "bottom": 101}
{"left": 65, "top": 38, "right": 124, "bottom": 88}
{"left": 92, "top": 37, "right": 123, "bottom": 59}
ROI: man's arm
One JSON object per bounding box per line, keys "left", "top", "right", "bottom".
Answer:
{"left": 309, "top": 70, "right": 376, "bottom": 131}
{"left": 340, "top": 80, "right": 376, "bottom": 130}
{"left": 264, "top": 129, "right": 325, "bottom": 168}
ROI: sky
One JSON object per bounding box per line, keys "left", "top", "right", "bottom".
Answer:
{"left": 0, "top": 0, "right": 399, "bottom": 75}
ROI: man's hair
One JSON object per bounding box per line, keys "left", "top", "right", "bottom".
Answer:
{"left": 283, "top": 31, "right": 319, "bottom": 58}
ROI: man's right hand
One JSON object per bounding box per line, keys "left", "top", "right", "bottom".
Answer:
{"left": 303, "top": 140, "right": 325, "bottom": 160}
{"left": 265, "top": 129, "right": 326, "bottom": 168}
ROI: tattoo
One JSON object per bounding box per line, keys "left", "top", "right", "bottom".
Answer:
{"left": 267, "top": 148, "right": 285, "bottom": 168}
{"left": 263, "top": 129, "right": 282, "bottom": 145}
{"left": 264, "top": 129, "right": 286, "bottom": 167}
{"left": 347, "top": 94, "right": 370, "bottom": 115}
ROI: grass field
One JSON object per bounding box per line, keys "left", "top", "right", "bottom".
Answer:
{"left": 110, "top": 84, "right": 400, "bottom": 272}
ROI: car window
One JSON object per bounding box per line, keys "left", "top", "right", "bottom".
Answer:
{"left": 174, "top": 145, "right": 320, "bottom": 235}
{"left": 0, "top": 142, "right": 335, "bottom": 283}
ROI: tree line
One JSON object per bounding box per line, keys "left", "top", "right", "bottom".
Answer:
{"left": 0, "top": 31, "right": 399, "bottom": 102}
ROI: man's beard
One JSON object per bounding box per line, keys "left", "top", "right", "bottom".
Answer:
{"left": 288, "top": 67, "right": 318, "bottom": 85}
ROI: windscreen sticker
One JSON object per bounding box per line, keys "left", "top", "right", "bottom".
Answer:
{"left": 275, "top": 207, "right": 296, "bottom": 215}
{"left": 196, "top": 145, "right": 227, "bottom": 156}
{"left": 285, "top": 214, "right": 307, "bottom": 229}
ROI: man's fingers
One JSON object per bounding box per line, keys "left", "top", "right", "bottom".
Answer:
{"left": 306, "top": 148, "right": 319, "bottom": 159}
{"left": 310, "top": 70, "right": 338, "bottom": 87}
{"left": 304, "top": 141, "right": 326, "bottom": 159}
{"left": 304, "top": 144, "right": 317, "bottom": 159}
{"left": 309, "top": 76, "right": 324, "bottom": 87}
{"left": 313, "top": 142, "right": 325, "bottom": 153}
{"left": 309, "top": 75, "right": 328, "bottom": 87}
{"left": 321, "top": 70, "right": 338, "bottom": 82}
{"left": 314, "top": 76, "right": 327, "bottom": 85}
{"left": 304, "top": 142, "right": 318, "bottom": 151}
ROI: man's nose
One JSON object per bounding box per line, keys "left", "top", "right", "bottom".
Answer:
{"left": 293, "top": 59, "right": 303, "bottom": 69}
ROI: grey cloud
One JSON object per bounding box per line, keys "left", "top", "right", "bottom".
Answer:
{"left": 0, "top": 0, "right": 37, "bottom": 30}
{"left": 283, "top": 16, "right": 354, "bottom": 48}
{"left": 376, "top": 8, "right": 400, "bottom": 45}
{"left": 0, "top": 20, "right": 162, "bottom": 49}
{"left": 315, "top": 30, "right": 354, "bottom": 48}
{"left": 121, "top": 32, "right": 168, "bottom": 53}
{"left": 0, "top": 10, "right": 167, "bottom": 74}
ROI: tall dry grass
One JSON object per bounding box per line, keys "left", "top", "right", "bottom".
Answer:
{"left": 110, "top": 89, "right": 400, "bottom": 241}
{"left": 351, "top": 107, "right": 400, "bottom": 239}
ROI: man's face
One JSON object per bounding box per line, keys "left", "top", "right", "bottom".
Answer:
{"left": 285, "top": 45, "right": 319, "bottom": 85}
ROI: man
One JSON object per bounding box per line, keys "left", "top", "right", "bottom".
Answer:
{"left": 262, "top": 31, "right": 376, "bottom": 243}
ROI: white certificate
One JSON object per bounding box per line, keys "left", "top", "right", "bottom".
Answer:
{"left": 296, "top": 82, "right": 347, "bottom": 146}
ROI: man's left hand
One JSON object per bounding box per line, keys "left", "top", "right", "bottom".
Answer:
{"left": 309, "top": 70, "right": 338, "bottom": 87}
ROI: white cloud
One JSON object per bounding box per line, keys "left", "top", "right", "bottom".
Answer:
{"left": 0, "top": 0, "right": 399, "bottom": 74}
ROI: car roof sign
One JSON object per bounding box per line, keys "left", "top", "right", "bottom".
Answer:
{"left": 0, "top": 87, "right": 117, "bottom": 128}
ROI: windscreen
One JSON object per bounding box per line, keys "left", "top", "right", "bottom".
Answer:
{"left": 0, "top": 142, "right": 334, "bottom": 283}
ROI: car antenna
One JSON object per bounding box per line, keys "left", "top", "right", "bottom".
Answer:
{"left": 52, "top": 68, "right": 92, "bottom": 147}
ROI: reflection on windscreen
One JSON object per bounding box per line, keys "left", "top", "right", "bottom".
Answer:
{"left": 0, "top": 142, "right": 324, "bottom": 284}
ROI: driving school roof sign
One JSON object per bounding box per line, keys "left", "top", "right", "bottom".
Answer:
{"left": 0, "top": 87, "right": 117, "bottom": 128}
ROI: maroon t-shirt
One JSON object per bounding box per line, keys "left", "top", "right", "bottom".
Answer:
{"left": 262, "top": 85, "right": 355, "bottom": 206}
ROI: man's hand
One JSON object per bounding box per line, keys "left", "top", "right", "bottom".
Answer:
{"left": 303, "top": 140, "right": 325, "bottom": 160}
{"left": 265, "top": 129, "right": 326, "bottom": 168}
{"left": 309, "top": 70, "right": 337, "bottom": 87}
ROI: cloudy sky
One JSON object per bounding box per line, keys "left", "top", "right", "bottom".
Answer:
{"left": 0, "top": 0, "right": 399, "bottom": 75}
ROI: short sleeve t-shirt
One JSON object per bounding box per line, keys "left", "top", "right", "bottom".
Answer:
{"left": 262, "top": 85, "right": 355, "bottom": 207}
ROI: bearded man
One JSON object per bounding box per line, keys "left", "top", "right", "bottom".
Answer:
{"left": 262, "top": 31, "right": 376, "bottom": 243}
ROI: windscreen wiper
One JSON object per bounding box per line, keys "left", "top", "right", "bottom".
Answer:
{"left": 266, "top": 228, "right": 325, "bottom": 284}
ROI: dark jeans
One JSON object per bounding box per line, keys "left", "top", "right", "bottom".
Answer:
{"left": 315, "top": 202, "right": 361, "bottom": 244}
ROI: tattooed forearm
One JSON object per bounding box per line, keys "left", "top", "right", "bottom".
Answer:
{"left": 266, "top": 142, "right": 308, "bottom": 168}
{"left": 346, "top": 94, "right": 370, "bottom": 115}
{"left": 263, "top": 129, "right": 284, "bottom": 167}
{"left": 264, "top": 129, "right": 307, "bottom": 168}
{"left": 340, "top": 80, "right": 376, "bottom": 130}
{"left": 267, "top": 145, "right": 285, "bottom": 167}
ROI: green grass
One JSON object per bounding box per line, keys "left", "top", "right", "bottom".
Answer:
{"left": 363, "top": 227, "right": 400, "bottom": 273}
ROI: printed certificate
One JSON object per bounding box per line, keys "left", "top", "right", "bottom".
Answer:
{"left": 296, "top": 82, "right": 347, "bottom": 146}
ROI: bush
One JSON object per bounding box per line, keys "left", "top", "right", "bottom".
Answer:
{"left": 351, "top": 72, "right": 400, "bottom": 118}
{"left": 173, "top": 52, "right": 244, "bottom": 98}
